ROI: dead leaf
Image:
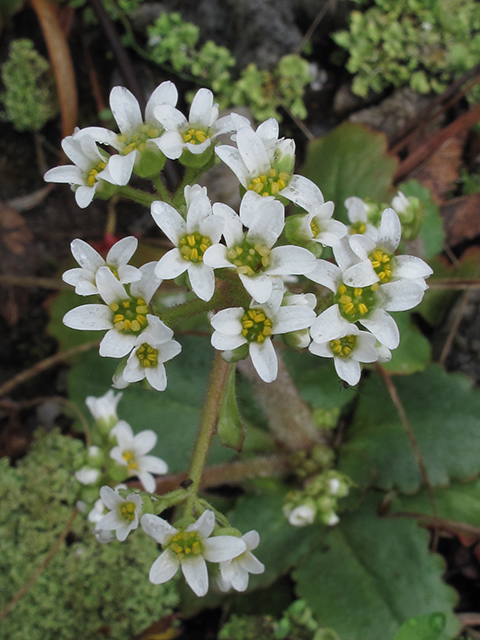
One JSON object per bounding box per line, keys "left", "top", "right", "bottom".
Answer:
{"left": 409, "top": 132, "right": 466, "bottom": 201}
{"left": 441, "top": 192, "right": 480, "bottom": 246}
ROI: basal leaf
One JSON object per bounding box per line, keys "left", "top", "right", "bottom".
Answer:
{"left": 393, "top": 613, "right": 446, "bottom": 640}
{"left": 339, "top": 365, "right": 480, "bottom": 494}
{"left": 229, "top": 488, "right": 321, "bottom": 590}
{"left": 381, "top": 312, "right": 431, "bottom": 375}
{"left": 299, "top": 123, "right": 397, "bottom": 223}
{"left": 293, "top": 495, "right": 459, "bottom": 640}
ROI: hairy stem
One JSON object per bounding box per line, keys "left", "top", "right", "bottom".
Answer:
{"left": 185, "top": 351, "right": 231, "bottom": 517}
{"left": 151, "top": 174, "right": 173, "bottom": 205}
{"left": 116, "top": 185, "right": 157, "bottom": 207}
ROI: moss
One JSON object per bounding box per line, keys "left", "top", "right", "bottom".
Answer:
{"left": 0, "top": 430, "right": 179, "bottom": 640}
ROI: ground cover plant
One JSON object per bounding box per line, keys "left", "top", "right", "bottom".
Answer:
{"left": 2, "top": 2, "right": 480, "bottom": 640}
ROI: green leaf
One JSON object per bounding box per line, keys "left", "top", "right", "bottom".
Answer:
{"left": 399, "top": 180, "right": 445, "bottom": 259}
{"left": 299, "top": 123, "right": 397, "bottom": 223}
{"left": 392, "top": 478, "right": 480, "bottom": 529}
{"left": 339, "top": 365, "right": 480, "bottom": 494}
{"left": 293, "top": 495, "right": 459, "bottom": 640}
{"left": 229, "top": 488, "right": 321, "bottom": 589}
{"left": 381, "top": 312, "right": 431, "bottom": 374}
{"left": 67, "top": 337, "right": 237, "bottom": 473}
{"left": 218, "top": 364, "right": 245, "bottom": 451}
{"left": 47, "top": 289, "right": 103, "bottom": 350}
{"left": 393, "top": 613, "right": 446, "bottom": 640}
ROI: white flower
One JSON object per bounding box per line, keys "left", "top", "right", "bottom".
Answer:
{"left": 216, "top": 120, "right": 295, "bottom": 198}
{"left": 309, "top": 305, "right": 379, "bottom": 386}
{"left": 152, "top": 185, "right": 223, "bottom": 301}
{"left": 110, "top": 420, "right": 168, "bottom": 492}
{"left": 88, "top": 497, "right": 108, "bottom": 524}
{"left": 63, "top": 262, "right": 161, "bottom": 359}
{"left": 307, "top": 259, "right": 400, "bottom": 350}
{"left": 113, "top": 314, "right": 181, "bottom": 391}
{"left": 217, "top": 531, "right": 265, "bottom": 592}
{"left": 76, "top": 82, "right": 178, "bottom": 184}
{"left": 95, "top": 485, "right": 142, "bottom": 541}
{"left": 286, "top": 504, "right": 316, "bottom": 527}
{"left": 281, "top": 175, "right": 346, "bottom": 248}
{"left": 326, "top": 513, "right": 340, "bottom": 526}
{"left": 346, "top": 208, "right": 433, "bottom": 311}
{"left": 75, "top": 466, "right": 100, "bottom": 485}
{"left": 44, "top": 133, "right": 116, "bottom": 208}
{"left": 345, "top": 197, "right": 379, "bottom": 241}
{"left": 210, "top": 281, "right": 316, "bottom": 382}
{"left": 281, "top": 292, "right": 317, "bottom": 349}
{"left": 154, "top": 88, "right": 248, "bottom": 160}
{"left": 63, "top": 237, "right": 141, "bottom": 296}
{"left": 204, "top": 191, "right": 316, "bottom": 304}
{"left": 141, "top": 510, "right": 246, "bottom": 597}
{"left": 86, "top": 389, "right": 122, "bottom": 427}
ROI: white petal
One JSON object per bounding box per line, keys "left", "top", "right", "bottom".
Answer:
{"left": 140, "top": 454, "right": 168, "bottom": 475}
{"left": 236, "top": 127, "right": 270, "bottom": 176}
{"left": 106, "top": 236, "right": 138, "bottom": 266}
{"left": 342, "top": 261, "right": 379, "bottom": 288}
{"left": 306, "top": 260, "right": 341, "bottom": 291}
{"left": 158, "top": 338, "right": 182, "bottom": 362}
{"left": 181, "top": 556, "right": 209, "bottom": 597}
{"left": 273, "top": 306, "right": 316, "bottom": 334}
{"left": 203, "top": 536, "right": 246, "bottom": 562}
{"left": 110, "top": 86, "right": 143, "bottom": 133}
{"left": 71, "top": 239, "right": 104, "bottom": 270}
{"left": 63, "top": 304, "right": 112, "bottom": 330}
{"left": 352, "top": 332, "right": 379, "bottom": 363}
{"left": 360, "top": 309, "right": 400, "bottom": 349}
{"left": 310, "top": 305, "right": 353, "bottom": 343}
{"left": 117, "top": 264, "right": 141, "bottom": 285}
{"left": 246, "top": 199, "right": 285, "bottom": 247}
{"left": 141, "top": 514, "right": 177, "bottom": 544}
{"left": 189, "top": 88, "right": 214, "bottom": 127}
{"left": 156, "top": 130, "right": 184, "bottom": 159}
{"left": 145, "top": 365, "right": 167, "bottom": 391}
{"left": 44, "top": 165, "right": 83, "bottom": 185}
{"left": 231, "top": 569, "right": 249, "bottom": 592}
{"left": 334, "top": 357, "right": 361, "bottom": 386}
{"left": 345, "top": 197, "right": 367, "bottom": 223}
{"left": 378, "top": 281, "right": 427, "bottom": 312}
{"left": 149, "top": 549, "right": 179, "bottom": 584}
{"left": 111, "top": 420, "right": 133, "bottom": 447}
{"left": 377, "top": 208, "right": 401, "bottom": 254}
{"left": 76, "top": 125, "right": 121, "bottom": 149}
{"left": 106, "top": 153, "right": 136, "bottom": 186}
{"left": 239, "top": 273, "right": 273, "bottom": 304}
{"left": 268, "top": 246, "right": 316, "bottom": 276}
{"left": 131, "top": 262, "right": 161, "bottom": 302}
{"left": 203, "top": 244, "right": 232, "bottom": 269}
{"left": 199, "top": 215, "right": 224, "bottom": 245}
{"left": 156, "top": 250, "right": 189, "bottom": 280}
{"left": 188, "top": 263, "right": 215, "bottom": 301}
{"left": 138, "top": 470, "right": 156, "bottom": 493}
{"left": 116, "top": 521, "right": 135, "bottom": 541}
{"left": 281, "top": 174, "right": 324, "bottom": 211}
{"left": 96, "top": 510, "right": 123, "bottom": 531}
{"left": 99, "top": 330, "right": 136, "bottom": 358}
{"left": 240, "top": 551, "right": 265, "bottom": 575}
{"left": 215, "top": 145, "right": 248, "bottom": 187}
{"left": 151, "top": 201, "right": 185, "bottom": 244}
{"left": 212, "top": 331, "right": 247, "bottom": 351}
{"left": 210, "top": 308, "right": 244, "bottom": 334}
{"left": 188, "top": 510, "right": 215, "bottom": 538}
{"left": 145, "top": 81, "right": 178, "bottom": 122}
{"left": 392, "top": 255, "right": 433, "bottom": 279}
{"left": 242, "top": 530, "right": 260, "bottom": 551}
{"left": 75, "top": 186, "right": 96, "bottom": 209}
{"left": 249, "top": 339, "right": 277, "bottom": 383}
{"left": 100, "top": 485, "right": 123, "bottom": 510}
{"left": 154, "top": 104, "right": 187, "bottom": 131}
{"left": 96, "top": 266, "right": 128, "bottom": 305}
{"left": 256, "top": 118, "right": 279, "bottom": 140}
{"left": 61, "top": 136, "right": 91, "bottom": 171}
{"left": 132, "top": 429, "right": 157, "bottom": 455}
{"left": 308, "top": 341, "right": 333, "bottom": 358}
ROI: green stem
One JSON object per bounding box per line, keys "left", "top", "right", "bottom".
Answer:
{"left": 185, "top": 351, "right": 231, "bottom": 517}
{"left": 117, "top": 186, "right": 157, "bottom": 207}
{"left": 151, "top": 174, "right": 173, "bottom": 205}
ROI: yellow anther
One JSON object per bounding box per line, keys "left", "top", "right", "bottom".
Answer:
{"left": 339, "top": 295, "right": 352, "bottom": 304}
{"left": 269, "top": 168, "right": 277, "bottom": 177}
{"left": 354, "top": 288, "right": 363, "bottom": 297}
{"left": 114, "top": 314, "right": 124, "bottom": 323}
{"left": 136, "top": 305, "right": 148, "bottom": 314}
{"left": 122, "top": 300, "right": 130, "bottom": 308}
{"left": 110, "top": 302, "right": 119, "bottom": 312}
{"left": 371, "top": 283, "right": 379, "bottom": 291}
{"left": 277, "top": 179, "right": 286, "bottom": 190}
{"left": 271, "top": 182, "right": 280, "bottom": 194}
{"left": 119, "top": 501, "right": 137, "bottom": 523}
{"left": 253, "top": 182, "right": 264, "bottom": 193}
{"left": 130, "top": 320, "right": 140, "bottom": 332}
{"left": 344, "top": 303, "right": 355, "bottom": 314}
{"left": 358, "top": 303, "right": 368, "bottom": 315}
{"left": 279, "top": 172, "right": 290, "bottom": 181}
{"left": 124, "top": 319, "right": 131, "bottom": 331}
{"left": 115, "top": 321, "right": 125, "bottom": 331}
{"left": 338, "top": 285, "right": 347, "bottom": 295}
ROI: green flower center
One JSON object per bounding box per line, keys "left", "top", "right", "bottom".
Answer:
{"left": 110, "top": 297, "right": 148, "bottom": 334}
{"left": 241, "top": 308, "right": 273, "bottom": 343}
{"left": 247, "top": 168, "right": 291, "bottom": 197}
{"left": 86, "top": 160, "right": 107, "bottom": 187}
{"left": 122, "top": 450, "right": 138, "bottom": 471}
{"left": 349, "top": 221, "right": 366, "bottom": 235}
{"left": 182, "top": 128, "right": 209, "bottom": 145}
{"left": 369, "top": 249, "right": 393, "bottom": 283}
{"left": 168, "top": 530, "right": 204, "bottom": 560}
{"left": 137, "top": 343, "right": 159, "bottom": 368}
{"left": 179, "top": 231, "right": 211, "bottom": 263}
{"left": 118, "top": 124, "right": 161, "bottom": 155}
{"left": 335, "top": 284, "right": 378, "bottom": 322}
{"left": 310, "top": 217, "right": 321, "bottom": 238}
{"left": 227, "top": 238, "right": 271, "bottom": 277}
{"left": 119, "top": 501, "right": 137, "bottom": 523}
{"left": 329, "top": 334, "right": 357, "bottom": 358}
